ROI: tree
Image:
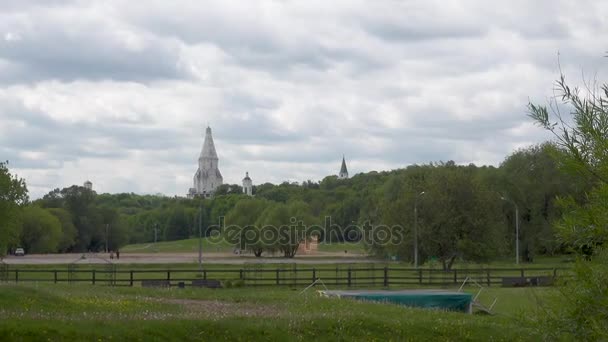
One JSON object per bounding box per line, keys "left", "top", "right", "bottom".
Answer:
{"left": 39, "top": 185, "right": 101, "bottom": 251}
{"left": 207, "top": 194, "right": 242, "bottom": 231}
{"left": 254, "top": 201, "right": 316, "bottom": 258}
{"left": 47, "top": 208, "right": 78, "bottom": 252}
{"left": 529, "top": 69, "right": 608, "bottom": 253}
{"left": 20, "top": 206, "right": 62, "bottom": 253}
{"left": 418, "top": 164, "right": 504, "bottom": 270}
{"left": 528, "top": 60, "right": 608, "bottom": 340}
{"left": 215, "top": 184, "right": 244, "bottom": 196}
{"left": 371, "top": 168, "right": 422, "bottom": 260}
{"left": 164, "top": 205, "right": 190, "bottom": 241}
{"left": 97, "top": 207, "right": 129, "bottom": 252}
{"left": 323, "top": 196, "right": 361, "bottom": 243}
{"left": 224, "top": 198, "right": 271, "bottom": 256}
{"left": 108, "top": 216, "right": 130, "bottom": 253}
{"left": 368, "top": 163, "right": 506, "bottom": 269}
{"left": 0, "top": 161, "right": 28, "bottom": 257}
{"left": 499, "top": 143, "right": 586, "bottom": 258}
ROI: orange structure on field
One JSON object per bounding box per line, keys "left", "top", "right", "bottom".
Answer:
{"left": 297, "top": 235, "right": 319, "bottom": 255}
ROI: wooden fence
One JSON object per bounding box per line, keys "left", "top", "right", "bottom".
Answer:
{"left": 0, "top": 265, "right": 566, "bottom": 288}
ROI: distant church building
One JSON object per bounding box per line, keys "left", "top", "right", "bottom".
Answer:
{"left": 339, "top": 156, "right": 349, "bottom": 179}
{"left": 188, "top": 126, "right": 223, "bottom": 198}
{"left": 242, "top": 172, "right": 253, "bottom": 196}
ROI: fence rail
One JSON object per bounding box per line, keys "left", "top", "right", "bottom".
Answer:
{"left": 0, "top": 265, "right": 568, "bottom": 288}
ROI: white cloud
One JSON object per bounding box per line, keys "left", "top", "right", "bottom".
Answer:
{"left": 0, "top": 0, "right": 607, "bottom": 199}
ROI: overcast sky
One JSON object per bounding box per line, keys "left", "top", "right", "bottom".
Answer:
{"left": 1, "top": 0, "right": 607, "bottom": 199}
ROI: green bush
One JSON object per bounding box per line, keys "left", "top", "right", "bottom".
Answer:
{"left": 534, "top": 249, "right": 608, "bottom": 340}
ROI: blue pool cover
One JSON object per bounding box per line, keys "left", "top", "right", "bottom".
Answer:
{"left": 320, "top": 290, "right": 472, "bottom": 313}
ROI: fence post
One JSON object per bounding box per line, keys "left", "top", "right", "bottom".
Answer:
{"left": 553, "top": 268, "right": 557, "bottom": 279}
{"left": 487, "top": 270, "right": 491, "bottom": 286}
{"left": 203, "top": 270, "right": 207, "bottom": 280}
{"left": 239, "top": 269, "right": 243, "bottom": 280}
{"left": 276, "top": 269, "right": 280, "bottom": 285}
{"left": 418, "top": 269, "right": 422, "bottom": 285}
{"left": 54, "top": 270, "right": 58, "bottom": 284}
{"left": 312, "top": 268, "right": 316, "bottom": 283}
{"left": 453, "top": 269, "right": 457, "bottom": 285}
{"left": 92, "top": 270, "right": 96, "bottom": 285}
{"left": 167, "top": 271, "right": 171, "bottom": 282}
{"left": 383, "top": 267, "right": 388, "bottom": 287}
{"left": 347, "top": 268, "right": 352, "bottom": 287}
{"left": 130, "top": 271, "right": 134, "bottom": 287}
{"left": 15, "top": 269, "right": 18, "bottom": 283}
{"left": 520, "top": 269, "right": 525, "bottom": 278}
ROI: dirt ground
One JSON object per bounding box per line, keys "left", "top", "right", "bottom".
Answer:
{"left": 1, "top": 252, "right": 377, "bottom": 265}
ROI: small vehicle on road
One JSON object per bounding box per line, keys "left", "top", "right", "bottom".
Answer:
{"left": 14, "top": 248, "right": 25, "bottom": 256}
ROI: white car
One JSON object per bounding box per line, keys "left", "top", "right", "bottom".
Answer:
{"left": 14, "top": 248, "right": 25, "bottom": 256}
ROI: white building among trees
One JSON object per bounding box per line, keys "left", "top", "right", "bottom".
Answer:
{"left": 83, "top": 180, "right": 92, "bottom": 190}
{"left": 188, "top": 126, "right": 223, "bottom": 198}
{"left": 242, "top": 172, "right": 253, "bottom": 196}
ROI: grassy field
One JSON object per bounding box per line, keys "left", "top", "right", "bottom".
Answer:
{"left": 0, "top": 283, "right": 550, "bottom": 341}
{"left": 121, "top": 238, "right": 235, "bottom": 253}
{"left": 121, "top": 238, "right": 367, "bottom": 255}
{"left": 317, "top": 241, "right": 366, "bottom": 254}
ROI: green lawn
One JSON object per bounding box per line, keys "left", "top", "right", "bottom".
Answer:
{"left": 121, "top": 238, "right": 368, "bottom": 255}
{"left": 121, "top": 237, "right": 235, "bottom": 253}
{"left": 120, "top": 238, "right": 573, "bottom": 272}
{"left": 317, "top": 241, "right": 367, "bottom": 254}
{"left": 0, "top": 283, "right": 550, "bottom": 341}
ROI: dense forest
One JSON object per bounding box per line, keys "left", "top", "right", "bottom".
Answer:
{"left": 0, "top": 141, "right": 590, "bottom": 267}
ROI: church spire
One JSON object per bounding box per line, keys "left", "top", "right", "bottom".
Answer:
{"left": 200, "top": 126, "right": 218, "bottom": 160}
{"left": 339, "top": 155, "right": 349, "bottom": 179}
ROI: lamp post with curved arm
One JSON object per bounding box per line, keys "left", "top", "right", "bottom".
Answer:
{"left": 414, "top": 191, "right": 425, "bottom": 268}
{"left": 501, "top": 196, "right": 520, "bottom": 265}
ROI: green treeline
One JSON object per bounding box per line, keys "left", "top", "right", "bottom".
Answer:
{"left": 0, "top": 142, "right": 589, "bottom": 265}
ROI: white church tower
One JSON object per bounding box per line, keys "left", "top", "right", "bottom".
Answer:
{"left": 188, "top": 126, "right": 223, "bottom": 198}
{"left": 339, "top": 155, "right": 349, "bottom": 179}
{"left": 242, "top": 172, "right": 253, "bottom": 196}
{"left": 83, "top": 180, "right": 93, "bottom": 190}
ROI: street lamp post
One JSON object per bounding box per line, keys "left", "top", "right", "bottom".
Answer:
{"left": 105, "top": 224, "right": 109, "bottom": 253}
{"left": 501, "top": 196, "right": 520, "bottom": 265}
{"left": 198, "top": 203, "right": 203, "bottom": 273}
{"left": 414, "top": 191, "right": 425, "bottom": 268}
{"left": 154, "top": 224, "right": 158, "bottom": 244}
